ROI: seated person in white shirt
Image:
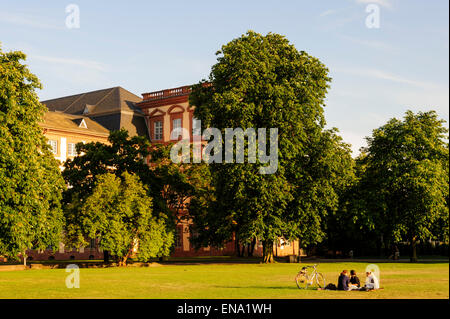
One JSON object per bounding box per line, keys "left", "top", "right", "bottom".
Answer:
{"left": 364, "top": 271, "right": 380, "bottom": 290}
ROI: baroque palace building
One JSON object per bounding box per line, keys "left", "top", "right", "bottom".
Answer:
{"left": 135, "top": 85, "right": 236, "bottom": 257}
{"left": 31, "top": 85, "right": 302, "bottom": 261}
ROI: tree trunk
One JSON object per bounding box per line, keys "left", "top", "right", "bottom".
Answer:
{"left": 248, "top": 238, "right": 256, "bottom": 257}
{"left": 297, "top": 239, "right": 302, "bottom": 263}
{"left": 234, "top": 234, "right": 241, "bottom": 257}
{"left": 378, "top": 234, "right": 383, "bottom": 258}
{"left": 410, "top": 236, "right": 418, "bottom": 262}
{"left": 384, "top": 238, "right": 390, "bottom": 258}
{"left": 23, "top": 251, "right": 27, "bottom": 267}
{"left": 235, "top": 241, "right": 241, "bottom": 257}
{"left": 103, "top": 250, "right": 110, "bottom": 263}
{"left": 262, "top": 240, "right": 274, "bottom": 263}
{"left": 119, "top": 255, "right": 128, "bottom": 267}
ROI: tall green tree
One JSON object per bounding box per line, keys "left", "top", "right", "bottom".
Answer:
{"left": 66, "top": 172, "right": 172, "bottom": 265}
{"left": 287, "top": 128, "right": 355, "bottom": 259}
{"left": 323, "top": 151, "right": 375, "bottom": 257}
{"left": 189, "top": 31, "right": 352, "bottom": 262}
{"left": 63, "top": 129, "right": 154, "bottom": 200}
{"left": 149, "top": 142, "right": 211, "bottom": 227}
{"left": 63, "top": 129, "right": 172, "bottom": 224}
{"left": 0, "top": 47, "right": 65, "bottom": 265}
{"left": 63, "top": 129, "right": 174, "bottom": 258}
{"left": 63, "top": 129, "right": 206, "bottom": 259}
{"left": 357, "top": 110, "right": 449, "bottom": 262}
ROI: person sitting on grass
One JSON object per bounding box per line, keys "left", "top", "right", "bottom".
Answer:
{"left": 364, "top": 271, "right": 380, "bottom": 290}
{"left": 349, "top": 270, "right": 361, "bottom": 290}
{"left": 337, "top": 270, "right": 350, "bottom": 291}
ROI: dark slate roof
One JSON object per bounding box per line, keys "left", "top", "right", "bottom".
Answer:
{"left": 41, "top": 87, "right": 148, "bottom": 138}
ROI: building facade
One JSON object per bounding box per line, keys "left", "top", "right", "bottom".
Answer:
{"left": 136, "top": 86, "right": 236, "bottom": 257}
{"left": 27, "top": 87, "right": 147, "bottom": 261}
{"left": 41, "top": 111, "right": 110, "bottom": 163}
{"left": 25, "top": 85, "right": 301, "bottom": 261}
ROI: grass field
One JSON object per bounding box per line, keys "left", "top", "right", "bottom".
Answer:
{"left": 0, "top": 261, "right": 448, "bottom": 299}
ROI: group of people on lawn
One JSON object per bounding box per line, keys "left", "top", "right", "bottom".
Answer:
{"left": 337, "top": 269, "right": 379, "bottom": 291}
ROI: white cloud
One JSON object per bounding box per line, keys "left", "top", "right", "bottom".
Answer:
{"left": 335, "top": 67, "right": 441, "bottom": 90}
{"left": 32, "top": 55, "right": 108, "bottom": 72}
{"left": 319, "top": 9, "right": 337, "bottom": 17}
{"left": 26, "top": 54, "right": 111, "bottom": 98}
{"left": 339, "top": 35, "right": 396, "bottom": 52}
{"left": 0, "top": 44, "right": 106, "bottom": 72}
{"left": 0, "top": 12, "right": 62, "bottom": 30}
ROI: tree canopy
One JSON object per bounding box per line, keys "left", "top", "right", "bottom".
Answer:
{"left": 63, "top": 129, "right": 176, "bottom": 221}
{"left": 355, "top": 110, "right": 449, "bottom": 261}
{"left": 62, "top": 129, "right": 209, "bottom": 261}
{"left": 0, "top": 47, "right": 65, "bottom": 264}
{"left": 66, "top": 172, "right": 173, "bottom": 265}
{"left": 189, "top": 31, "right": 353, "bottom": 262}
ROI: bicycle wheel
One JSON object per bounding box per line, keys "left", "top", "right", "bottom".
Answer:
{"left": 295, "top": 272, "right": 309, "bottom": 289}
{"left": 315, "top": 272, "right": 326, "bottom": 288}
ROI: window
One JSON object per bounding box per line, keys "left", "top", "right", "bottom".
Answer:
{"left": 67, "top": 143, "right": 77, "bottom": 156}
{"left": 192, "top": 117, "right": 201, "bottom": 136}
{"left": 154, "top": 121, "right": 163, "bottom": 140}
{"left": 172, "top": 118, "right": 182, "bottom": 139}
{"left": 48, "top": 140, "right": 57, "bottom": 154}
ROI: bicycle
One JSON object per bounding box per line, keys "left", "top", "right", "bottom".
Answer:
{"left": 295, "top": 264, "right": 326, "bottom": 289}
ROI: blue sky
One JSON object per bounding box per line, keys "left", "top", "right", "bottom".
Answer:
{"left": 1, "top": 0, "right": 448, "bottom": 154}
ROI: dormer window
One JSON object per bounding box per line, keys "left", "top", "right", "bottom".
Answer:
{"left": 83, "top": 104, "right": 94, "bottom": 115}
{"left": 73, "top": 118, "right": 88, "bottom": 128}
{"left": 79, "top": 119, "right": 87, "bottom": 128}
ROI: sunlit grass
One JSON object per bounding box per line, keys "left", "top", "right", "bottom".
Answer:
{"left": 0, "top": 262, "right": 447, "bottom": 299}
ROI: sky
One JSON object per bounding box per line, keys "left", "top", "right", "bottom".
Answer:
{"left": 1, "top": 0, "right": 448, "bottom": 155}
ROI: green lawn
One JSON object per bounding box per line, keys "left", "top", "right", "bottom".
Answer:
{"left": 0, "top": 262, "right": 448, "bottom": 299}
